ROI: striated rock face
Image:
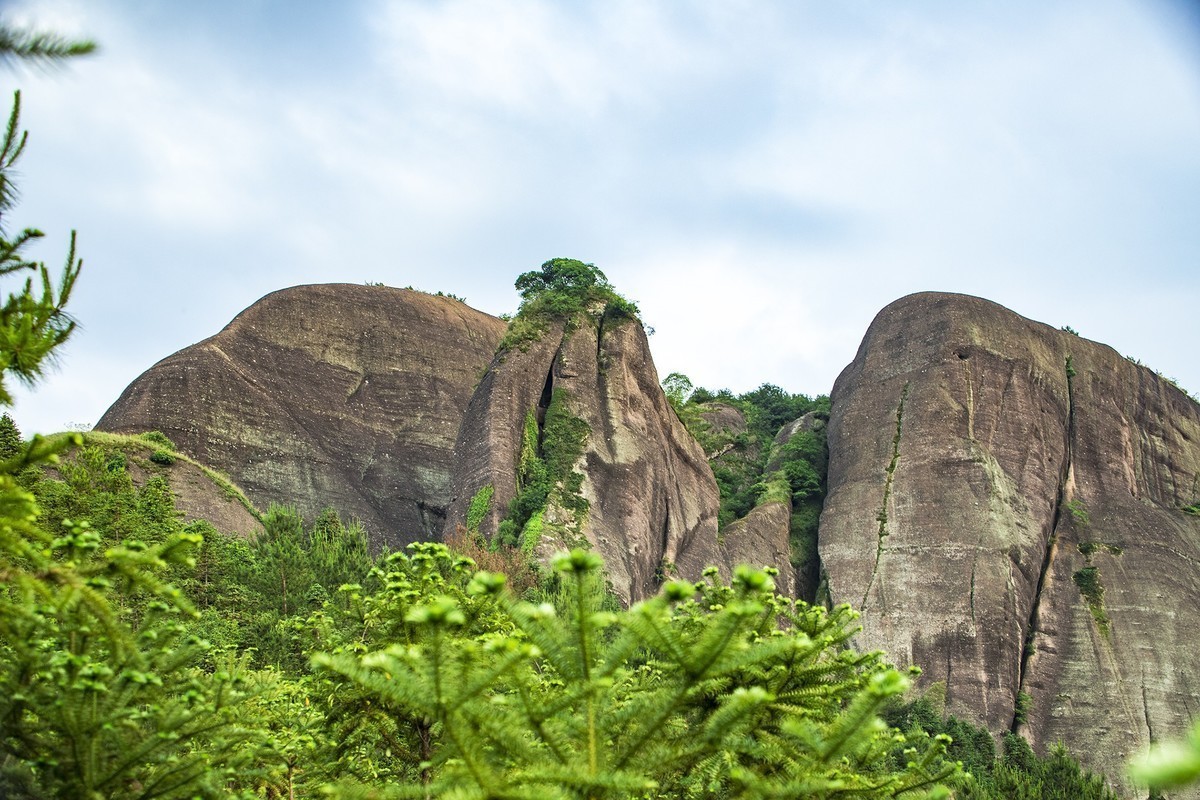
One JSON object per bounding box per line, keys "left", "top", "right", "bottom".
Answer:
{"left": 820, "top": 291, "right": 1200, "bottom": 793}
{"left": 445, "top": 316, "right": 728, "bottom": 603}
{"left": 97, "top": 285, "right": 506, "bottom": 549}
{"left": 720, "top": 501, "right": 796, "bottom": 597}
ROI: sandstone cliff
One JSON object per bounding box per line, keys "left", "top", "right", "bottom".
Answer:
{"left": 97, "top": 285, "right": 505, "bottom": 549}
{"left": 446, "top": 314, "right": 733, "bottom": 603}
{"left": 819, "top": 291, "right": 1200, "bottom": 794}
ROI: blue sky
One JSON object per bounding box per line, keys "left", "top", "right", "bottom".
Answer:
{"left": 4, "top": 0, "right": 1199, "bottom": 434}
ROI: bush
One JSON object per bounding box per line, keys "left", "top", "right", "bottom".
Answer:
{"left": 141, "top": 430, "right": 175, "bottom": 449}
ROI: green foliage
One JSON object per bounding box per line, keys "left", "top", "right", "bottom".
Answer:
{"left": 662, "top": 371, "right": 694, "bottom": 411}
{"left": 0, "top": 411, "right": 21, "bottom": 459}
{"left": 1077, "top": 541, "right": 1122, "bottom": 557}
{"left": 755, "top": 470, "right": 791, "bottom": 505}
{"left": 306, "top": 542, "right": 513, "bottom": 788}
{"left": 1129, "top": 721, "right": 1200, "bottom": 793}
{"left": 465, "top": 483, "right": 494, "bottom": 533}
{"left": 884, "top": 697, "right": 1119, "bottom": 799}
{"left": 499, "top": 258, "right": 642, "bottom": 352}
{"left": 1014, "top": 691, "right": 1033, "bottom": 725}
{"left": 678, "top": 381, "right": 830, "bottom": 536}
{"left": 149, "top": 448, "right": 176, "bottom": 465}
{"left": 1071, "top": 567, "right": 1109, "bottom": 633}
{"left": 0, "top": 434, "right": 260, "bottom": 798}
{"left": 0, "top": 90, "right": 82, "bottom": 405}
{"left": 738, "top": 383, "right": 830, "bottom": 445}
{"left": 316, "top": 550, "right": 960, "bottom": 798}
{"left": 497, "top": 391, "right": 590, "bottom": 551}
{"left": 237, "top": 505, "right": 375, "bottom": 668}
{"left": 1065, "top": 499, "right": 1089, "bottom": 526}
{"left": 140, "top": 430, "right": 175, "bottom": 449}
{"left": 0, "top": 23, "right": 96, "bottom": 64}
{"left": 31, "top": 441, "right": 184, "bottom": 548}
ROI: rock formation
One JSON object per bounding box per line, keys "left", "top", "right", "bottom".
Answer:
{"left": 819, "top": 291, "right": 1200, "bottom": 794}
{"left": 719, "top": 501, "right": 796, "bottom": 597}
{"left": 97, "top": 285, "right": 505, "bottom": 549}
{"left": 445, "top": 313, "right": 735, "bottom": 603}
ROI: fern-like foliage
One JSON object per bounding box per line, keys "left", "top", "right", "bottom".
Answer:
{"left": 315, "top": 549, "right": 960, "bottom": 799}
{"left": 0, "top": 435, "right": 261, "bottom": 798}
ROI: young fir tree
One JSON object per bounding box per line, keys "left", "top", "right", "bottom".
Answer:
{"left": 315, "top": 547, "right": 960, "bottom": 799}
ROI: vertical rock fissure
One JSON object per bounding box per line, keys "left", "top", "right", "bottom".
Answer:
{"left": 536, "top": 362, "right": 555, "bottom": 443}
{"left": 595, "top": 310, "right": 605, "bottom": 365}
{"left": 1141, "top": 678, "right": 1155, "bottom": 744}
{"left": 656, "top": 498, "right": 672, "bottom": 590}
{"left": 969, "top": 563, "right": 977, "bottom": 623}
{"left": 861, "top": 383, "right": 909, "bottom": 610}
{"left": 963, "top": 356, "right": 976, "bottom": 441}
{"left": 1012, "top": 357, "right": 1077, "bottom": 731}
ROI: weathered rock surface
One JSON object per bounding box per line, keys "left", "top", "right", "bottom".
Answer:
{"left": 446, "top": 315, "right": 734, "bottom": 603}
{"left": 819, "top": 291, "right": 1200, "bottom": 795}
{"left": 720, "top": 501, "right": 796, "bottom": 597}
{"left": 97, "top": 285, "right": 505, "bottom": 549}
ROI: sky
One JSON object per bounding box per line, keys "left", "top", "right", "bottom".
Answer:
{"left": 3, "top": 0, "right": 1199, "bottom": 434}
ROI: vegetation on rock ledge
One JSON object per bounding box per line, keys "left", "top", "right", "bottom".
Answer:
{"left": 499, "top": 258, "right": 641, "bottom": 351}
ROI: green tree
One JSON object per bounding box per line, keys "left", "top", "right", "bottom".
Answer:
{"left": 316, "top": 549, "right": 960, "bottom": 798}
{"left": 662, "top": 371, "right": 694, "bottom": 411}
{"left": 500, "top": 258, "right": 641, "bottom": 351}
{"left": 0, "top": 90, "right": 82, "bottom": 405}
{"left": 0, "top": 411, "right": 20, "bottom": 459}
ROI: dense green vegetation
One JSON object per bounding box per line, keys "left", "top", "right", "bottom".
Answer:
{"left": 665, "top": 377, "right": 831, "bottom": 594}
{"left": 495, "top": 390, "right": 591, "bottom": 554}
{"left": 0, "top": 433, "right": 1130, "bottom": 797}
{"left": 883, "top": 693, "right": 1119, "bottom": 799}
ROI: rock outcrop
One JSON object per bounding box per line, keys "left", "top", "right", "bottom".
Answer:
{"left": 819, "top": 291, "right": 1200, "bottom": 793}
{"left": 97, "top": 285, "right": 505, "bottom": 549}
{"left": 719, "top": 501, "right": 796, "bottom": 597}
{"left": 446, "top": 314, "right": 731, "bottom": 603}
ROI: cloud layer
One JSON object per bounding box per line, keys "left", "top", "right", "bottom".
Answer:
{"left": 6, "top": 0, "right": 1199, "bottom": 432}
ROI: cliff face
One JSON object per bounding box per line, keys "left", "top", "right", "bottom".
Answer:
{"left": 97, "top": 285, "right": 505, "bottom": 549}
{"left": 819, "top": 291, "right": 1200, "bottom": 792}
{"left": 446, "top": 315, "right": 732, "bottom": 603}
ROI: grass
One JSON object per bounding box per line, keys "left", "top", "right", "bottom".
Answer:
{"left": 78, "top": 430, "right": 262, "bottom": 521}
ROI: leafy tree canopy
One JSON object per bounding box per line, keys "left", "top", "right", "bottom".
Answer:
{"left": 501, "top": 258, "right": 640, "bottom": 351}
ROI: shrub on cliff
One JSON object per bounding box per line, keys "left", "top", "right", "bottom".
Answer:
{"left": 500, "top": 258, "right": 641, "bottom": 351}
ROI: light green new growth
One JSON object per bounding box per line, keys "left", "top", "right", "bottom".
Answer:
{"left": 314, "top": 548, "right": 960, "bottom": 799}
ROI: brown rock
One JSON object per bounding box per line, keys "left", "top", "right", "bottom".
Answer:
{"left": 446, "top": 314, "right": 726, "bottom": 603}
{"left": 820, "top": 291, "right": 1200, "bottom": 793}
{"left": 720, "top": 501, "right": 797, "bottom": 597}
{"left": 97, "top": 285, "right": 505, "bottom": 549}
